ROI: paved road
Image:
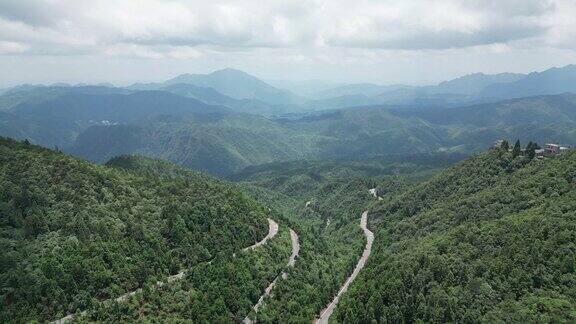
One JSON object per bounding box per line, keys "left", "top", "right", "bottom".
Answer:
{"left": 52, "top": 218, "right": 279, "bottom": 324}
{"left": 244, "top": 218, "right": 279, "bottom": 251}
{"left": 315, "top": 210, "right": 374, "bottom": 324}
{"left": 243, "top": 228, "right": 300, "bottom": 323}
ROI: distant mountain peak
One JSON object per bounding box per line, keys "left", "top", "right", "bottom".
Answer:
{"left": 210, "top": 68, "right": 250, "bottom": 76}
{"left": 164, "top": 68, "right": 301, "bottom": 105}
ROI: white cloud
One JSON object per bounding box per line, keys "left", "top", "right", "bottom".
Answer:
{"left": 0, "top": 0, "right": 575, "bottom": 86}
{"left": 0, "top": 41, "right": 29, "bottom": 54}
{"left": 0, "top": 0, "right": 572, "bottom": 55}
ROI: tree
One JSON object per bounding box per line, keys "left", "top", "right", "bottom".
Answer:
{"left": 500, "top": 140, "right": 509, "bottom": 151}
{"left": 526, "top": 141, "right": 536, "bottom": 160}
{"left": 512, "top": 140, "right": 521, "bottom": 158}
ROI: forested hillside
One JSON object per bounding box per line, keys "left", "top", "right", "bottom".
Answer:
{"left": 1, "top": 83, "right": 576, "bottom": 176}
{"left": 0, "top": 138, "right": 269, "bottom": 322}
{"left": 335, "top": 147, "right": 576, "bottom": 322}
{"left": 59, "top": 96, "right": 576, "bottom": 172}
{"left": 78, "top": 225, "right": 292, "bottom": 322}
{"left": 229, "top": 158, "right": 445, "bottom": 322}
{"left": 70, "top": 112, "right": 321, "bottom": 175}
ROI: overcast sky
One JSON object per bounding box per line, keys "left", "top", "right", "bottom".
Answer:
{"left": 1, "top": 0, "right": 576, "bottom": 87}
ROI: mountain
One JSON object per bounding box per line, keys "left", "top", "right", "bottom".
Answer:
{"left": 2, "top": 78, "right": 576, "bottom": 177}
{"left": 308, "top": 72, "right": 523, "bottom": 109}
{"left": 481, "top": 64, "right": 576, "bottom": 100}
{"left": 430, "top": 72, "right": 524, "bottom": 95}
{"left": 307, "top": 94, "right": 381, "bottom": 110}
{"left": 4, "top": 89, "right": 576, "bottom": 175}
{"left": 0, "top": 137, "right": 270, "bottom": 322}
{"left": 336, "top": 147, "right": 576, "bottom": 322}
{"left": 164, "top": 68, "right": 303, "bottom": 105}
{"left": 12, "top": 90, "right": 229, "bottom": 123}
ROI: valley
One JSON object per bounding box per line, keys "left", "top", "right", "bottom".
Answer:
{"left": 1, "top": 64, "right": 576, "bottom": 323}
{"left": 2, "top": 65, "right": 576, "bottom": 176}
{"left": 4, "top": 0, "right": 576, "bottom": 322}
{"left": 316, "top": 210, "right": 374, "bottom": 324}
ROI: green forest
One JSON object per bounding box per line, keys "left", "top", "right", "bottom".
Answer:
{"left": 1, "top": 135, "right": 575, "bottom": 323}
{"left": 77, "top": 225, "right": 292, "bottom": 322}
{"left": 335, "top": 147, "right": 576, "bottom": 322}
{"left": 0, "top": 138, "right": 269, "bottom": 322}
{"left": 2, "top": 12, "right": 576, "bottom": 322}
{"left": 230, "top": 158, "right": 441, "bottom": 322}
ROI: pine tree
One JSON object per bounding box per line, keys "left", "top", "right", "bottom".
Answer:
{"left": 526, "top": 141, "right": 536, "bottom": 160}
{"left": 512, "top": 140, "right": 521, "bottom": 157}
{"left": 500, "top": 140, "right": 509, "bottom": 151}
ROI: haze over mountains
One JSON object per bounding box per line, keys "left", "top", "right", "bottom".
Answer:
{"left": 1, "top": 64, "right": 576, "bottom": 175}
{"left": 4, "top": 0, "right": 576, "bottom": 322}
{"left": 2, "top": 40, "right": 576, "bottom": 324}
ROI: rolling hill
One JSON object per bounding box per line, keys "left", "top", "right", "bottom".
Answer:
{"left": 2, "top": 90, "right": 229, "bottom": 148}
{"left": 0, "top": 85, "right": 131, "bottom": 110}
{"left": 1, "top": 81, "right": 576, "bottom": 176}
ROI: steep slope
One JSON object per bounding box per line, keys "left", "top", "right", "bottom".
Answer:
{"left": 79, "top": 225, "right": 292, "bottom": 322}
{"left": 0, "top": 137, "right": 269, "bottom": 322}
{"left": 230, "top": 158, "right": 445, "bottom": 322}
{"left": 105, "top": 154, "right": 213, "bottom": 181}
{"left": 335, "top": 148, "right": 576, "bottom": 322}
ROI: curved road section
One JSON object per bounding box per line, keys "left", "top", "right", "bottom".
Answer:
{"left": 53, "top": 218, "right": 279, "bottom": 324}
{"left": 315, "top": 211, "right": 374, "bottom": 324}
{"left": 243, "top": 228, "right": 300, "bottom": 324}
{"left": 244, "top": 218, "right": 279, "bottom": 251}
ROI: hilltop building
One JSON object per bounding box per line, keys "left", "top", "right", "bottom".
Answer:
{"left": 545, "top": 143, "right": 561, "bottom": 155}
{"left": 493, "top": 139, "right": 505, "bottom": 148}
{"left": 492, "top": 139, "right": 572, "bottom": 157}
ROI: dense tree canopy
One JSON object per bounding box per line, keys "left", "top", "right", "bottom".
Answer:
{"left": 335, "top": 148, "right": 576, "bottom": 322}
{"left": 0, "top": 138, "right": 268, "bottom": 322}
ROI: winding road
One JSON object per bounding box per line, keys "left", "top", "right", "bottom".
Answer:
{"left": 52, "top": 218, "right": 279, "bottom": 324}
{"left": 315, "top": 210, "right": 374, "bottom": 324}
{"left": 244, "top": 218, "right": 279, "bottom": 251}
{"left": 243, "top": 228, "right": 300, "bottom": 324}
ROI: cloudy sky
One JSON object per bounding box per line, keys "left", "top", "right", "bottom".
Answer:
{"left": 1, "top": 0, "right": 576, "bottom": 87}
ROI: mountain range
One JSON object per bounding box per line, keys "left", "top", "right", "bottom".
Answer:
{"left": 1, "top": 64, "right": 576, "bottom": 175}
{"left": 2, "top": 62, "right": 576, "bottom": 323}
